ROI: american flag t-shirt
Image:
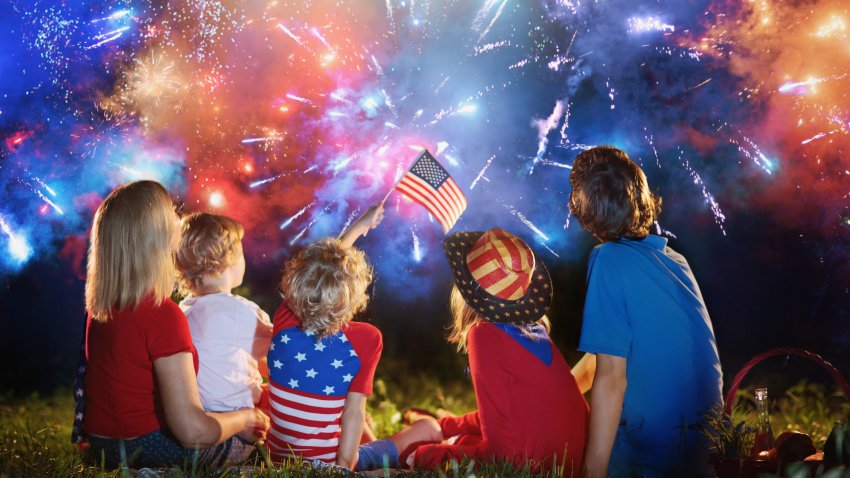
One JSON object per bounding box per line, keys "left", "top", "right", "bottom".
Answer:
{"left": 396, "top": 150, "right": 467, "bottom": 233}
{"left": 267, "top": 321, "right": 372, "bottom": 463}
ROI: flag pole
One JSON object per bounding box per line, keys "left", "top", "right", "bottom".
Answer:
{"left": 381, "top": 148, "right": 428, "bottom": 204}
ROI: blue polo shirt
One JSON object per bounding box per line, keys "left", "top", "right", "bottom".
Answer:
{"left": 579, "top": 235, "right": 722, "bottom": 477}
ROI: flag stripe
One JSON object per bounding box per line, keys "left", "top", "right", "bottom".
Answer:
{"left": 442, "top": 178, "right": 466, "bottom": 217}
{"left": 395, "top": 151, "right": 467, "bottom": 234}
{"left": 412, "top": 172, "right": 460, "bottom": 221}
{"left": 270, "top": 428, "right": 339, "bottom": 448}
{"left": 397, "top": 180, "right": 452, "bottom": 232}
{"left": 270, "top": 394, "right": 344, "bottom": 422}
{"left": 270, "top": 385, "right": 346, "bottom": 408}
{"left": 400, "top": 174, "right": 463, "bottom": 229}
{"left": 399, "top": 174, "right": 456, "bottom": 223}
{"left": 271, "top": 415, "right": 340, "bottom": 435}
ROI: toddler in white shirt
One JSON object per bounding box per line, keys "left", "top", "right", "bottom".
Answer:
{"left": 175, "top": 212, "right": 273, "bottom": 412}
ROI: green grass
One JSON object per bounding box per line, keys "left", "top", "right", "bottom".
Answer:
{"left": 0, "top": 368, "right": 562, "bottom": 478}
{"left": 728, "top": 380, "right": 850, "bottom": 449}
{"left": 4, "top": 376, "right": 848, "bottom": 477}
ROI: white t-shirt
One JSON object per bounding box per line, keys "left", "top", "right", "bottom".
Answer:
{"left": 180, "top": 293, "right": 273, "bottom": 412}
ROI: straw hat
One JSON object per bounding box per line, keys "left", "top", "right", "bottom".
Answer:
{"left": 443, "top": 228, "right": 552, "bottom": 325}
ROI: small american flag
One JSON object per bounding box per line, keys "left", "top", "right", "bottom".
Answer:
{"left": 267, "top": 326, "right": 361, "bottom": 462}
{"left": 396, "top": 150, "right": 467, "bottom": 234}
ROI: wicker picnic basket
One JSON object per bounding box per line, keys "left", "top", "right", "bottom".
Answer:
{"left": 710, "top": 348, "right": 850, "bottom": 478}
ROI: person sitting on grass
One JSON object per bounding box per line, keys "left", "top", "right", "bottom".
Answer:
{"left": 569, "top": 146, "right": 723, "bottom": 477}
{"left": 266, "top": 204, "right": 395, "bottom": 470}
{"left": 81, "top": 180, "right": 269, "bottom": 469}
{"left": 175, "top": 213, "right": 273, "bottom": 414}
{"left": 388, "top": 228, "right": 595, "bottom": 475}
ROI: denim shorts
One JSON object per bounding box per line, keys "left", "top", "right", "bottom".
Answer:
{"left": 86, "top": 430, "right": 254, "bottom": 469}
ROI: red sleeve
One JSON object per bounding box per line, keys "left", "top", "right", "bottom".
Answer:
{"left": 466, "top": 322, "right": 515, "bottom": 457}
{"left": 414, "top": 441, "right": 489, "bottom": 469}
{"left": 272, "top": 302, "right": 302, "bottom": 335}
{"left": 346, "top": 322, "right": 382, "bottom": 396}
{"left": 146, "top": 299, "right": 194, "bottom": 361}
{"left": 438, "top": 411, "right": 481, "bottom": 437}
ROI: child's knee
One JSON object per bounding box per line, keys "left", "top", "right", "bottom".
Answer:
{"left": 412, "top": 417, "right": 442, "bottom": 442}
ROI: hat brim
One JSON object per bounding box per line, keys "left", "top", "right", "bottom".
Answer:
{"left": 443, "top": 231, "right": 552, "bottom": 325}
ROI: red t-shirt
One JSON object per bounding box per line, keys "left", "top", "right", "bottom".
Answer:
{"left": 415, "top": 321, "right": 589, "bottom": 474}
{"left": 83, "top": 296, "right": 199, "bottom": 438}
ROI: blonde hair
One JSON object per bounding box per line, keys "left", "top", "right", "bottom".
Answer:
{"left": 447, "top": 285, "right": 551, "bottom": 353}
{"left": 175, "top": 212, "right": 244, "bottom": 295}
{"left": 85, "top": 180, "right": 177, "bottom": 322}
{"left": 280, "top": 238, "right": 372, "bottom": 337}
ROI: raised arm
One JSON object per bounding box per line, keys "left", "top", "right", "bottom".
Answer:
{"left": 582, "top": 353, "right": 627, "bottom": 478}
{"left": 336, "top": 391, "right": 367, "bottom": 469}
{"left": 339, "top": 204, "right": 385, "bottom": 248}
{"left": 154, "top": 352, "right": 269, "bottom": 448}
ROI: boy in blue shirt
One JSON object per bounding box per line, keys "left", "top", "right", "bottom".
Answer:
{"left": 569, "top": 146, "right": 722, "bottom": 478}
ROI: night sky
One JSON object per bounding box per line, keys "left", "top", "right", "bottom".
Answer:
{"left": 1, "top": 0, "right": 849, "bottom": 394}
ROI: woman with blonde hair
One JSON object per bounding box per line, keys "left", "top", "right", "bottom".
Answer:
{"left": 388, "top": 228, "right": 595, "bottom": 474}
{"left": 81, "top": 180, "right": 269, "bottom": 469}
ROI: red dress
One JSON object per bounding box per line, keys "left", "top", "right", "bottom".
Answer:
{"left": 414, "top": 321, "right": 588, "bottom": 474}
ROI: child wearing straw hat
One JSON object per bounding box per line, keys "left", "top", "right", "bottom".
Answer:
{"left": 569, "top": 146, "right": 722, "bottom": 478}
{"left": 387, "top": 227, "right": 593, "bottom": 474}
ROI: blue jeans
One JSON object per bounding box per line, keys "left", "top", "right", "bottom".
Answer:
{"left": 86, "top": 430, "right": 254, "bottom": 469}
{"left": 355, "top": 439, "right": 399, "bottom": 471}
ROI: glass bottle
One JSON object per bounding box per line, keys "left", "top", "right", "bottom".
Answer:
{"left": 751, "top": 387, "right": 776, "bottom": 459}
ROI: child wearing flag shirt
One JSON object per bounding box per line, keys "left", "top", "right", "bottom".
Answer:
{"left": 266, "top": 204, "right": 393, "bottom": 470}
{"left": 569, "top": 146, "right": 723, "bottom": 477}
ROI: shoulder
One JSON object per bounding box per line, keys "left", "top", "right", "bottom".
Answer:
{"left": 143, "top": 297, "right": 185, "bottom": 321}
{"left": 590, "top": 241, "right": 631, "bottom": 263}
{"left": 227, "top": 294, "right": 270, "bottom": 321}
{"left": 272, "top": 302, "right": 302, "bottom": 334}
{"left": 345, "top": 321, "right": 382, "bottom": 348}
{"left": 467, "top": 321, "right": 505, "bottom": 345}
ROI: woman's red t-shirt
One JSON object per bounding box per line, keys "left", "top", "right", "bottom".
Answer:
{"left": 83, "top": 296, "right": 199, "bottom": 438}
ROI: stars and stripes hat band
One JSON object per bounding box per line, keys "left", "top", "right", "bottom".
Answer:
{"left": 444, "top": 228, "right": 552, "bottom": 325}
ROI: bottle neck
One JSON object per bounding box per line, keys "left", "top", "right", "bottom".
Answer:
{"left": 756, "top": 397, "right": 770, "bottom": 423}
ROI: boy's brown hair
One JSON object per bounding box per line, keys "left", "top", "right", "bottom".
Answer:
{"left": 280, "top": 238, "right": 372, "bottom": 337}
{"left": 569, "top": 146, "right": 662, "bottom": 242}
{"left": 175, "top": 212, "right": 244, "bottom": 294}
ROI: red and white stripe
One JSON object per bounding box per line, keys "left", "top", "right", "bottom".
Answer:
{"left": 397, "top": 174, "right": 467, "bottom": 233}
{"left": 267, "top": 380, "right": 346, "bottom": 462}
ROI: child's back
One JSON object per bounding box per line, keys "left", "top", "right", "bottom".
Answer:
{"left": 181, "top": 292, "right": 272, "bottom": 412}
{"left": 581, "top": 236, "right": 721, "bottom": 475}
{"left": 175, "top": 212, "right": 272, "bottom": 413}
{"left": 569, "top": 146, "right": 722, "bottom": 477}
{"left": 266, "top": 303, "right": 381, "bottom": 462}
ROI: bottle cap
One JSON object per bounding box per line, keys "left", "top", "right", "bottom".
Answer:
{"left": 755, "top": 387, "right": 768, "bottom": 400}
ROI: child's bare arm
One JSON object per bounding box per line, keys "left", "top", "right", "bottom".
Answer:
{"left": 336, "top": 391, "right": 368, "bottom": 469}
{"left": 339, "top": 204, "right": 385, "bottom": 248}
{"left": 571, "top": 353, "right": 597, "bottom": 395}
{"left": 582, "top": 353, "right": 626, "bottom": 478}
{"left": 154, "top": 352, "right": 270, "bottom": 447}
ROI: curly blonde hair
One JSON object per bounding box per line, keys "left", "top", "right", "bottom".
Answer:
{"left": 280, "top": 238, "right": 372, "bottom": 337}
{"left": 85, "top": 180, "right": 177, "bottom": 322}
{"left": 175, "top": 212, "right": 244, "bottom": 295}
